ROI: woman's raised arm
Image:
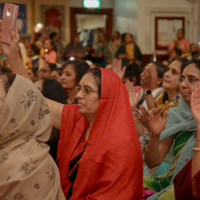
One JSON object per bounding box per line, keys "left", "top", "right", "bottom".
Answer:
{"left": 191, "top": 86, "right": 200, "bottom": 177}
{"left": 144, "top": 107, "right": 173, "bottom": 168}
{"left": 45, "top": 98, "right": 64, "bottom": 129}
{"left": 1, "top": 23, "right": 64, "bottom": 129}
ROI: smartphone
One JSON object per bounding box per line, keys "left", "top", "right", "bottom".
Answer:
{"left": 34, "top": 23, "right": 44, "bottom": 33}
{"left": 0, "top": 3, "right": 19, "bottom": 44}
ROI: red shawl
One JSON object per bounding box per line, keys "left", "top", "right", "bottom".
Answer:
{"left": 57, "top": 68, "right": 143, "bottom": 199}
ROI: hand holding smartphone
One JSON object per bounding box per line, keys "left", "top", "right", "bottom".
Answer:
{"left": 0, "top": 3, "right": 19, "bottom": 44}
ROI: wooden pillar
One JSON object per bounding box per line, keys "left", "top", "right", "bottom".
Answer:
{"left": 31, "top": 0, "right": 35, "bottom": 28}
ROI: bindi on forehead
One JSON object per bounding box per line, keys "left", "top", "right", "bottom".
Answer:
{"left": 167, "top": 66, "right": 172, "bottom": 71}
{"left": 185, "top": 71, "right": 188, "bottom": 76}
{"left": 80, "top": 81, "right": 88, "bottom": 87}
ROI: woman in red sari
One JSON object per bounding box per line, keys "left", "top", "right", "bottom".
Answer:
{"left": 3, "top": 26, "right": 143, "bottom": 200}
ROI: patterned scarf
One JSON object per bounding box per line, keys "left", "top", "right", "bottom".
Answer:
{"left": 0, "top": 75, "right": 65, "bottom": 200}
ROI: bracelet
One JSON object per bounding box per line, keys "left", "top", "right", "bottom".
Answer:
{"left": 196, "top": 139, "right": 200, "bottom": 141}
{"left": 134, "top": 118, "right": 139, "bottom": 123}
{"left": 192, "top": 148, "right": 200, "bottom": 151}
{"left": 145, "top": 144, "right": 159, "bottom": 153}
{"left": 19, "top": 68, "right": 25, "bottom": 75}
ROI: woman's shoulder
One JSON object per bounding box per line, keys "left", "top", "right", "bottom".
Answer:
{"left": 62, "top": 104, "right": 80, "bottom": 119}
{"left": 183, "top": 39, "right": 190, "bottom": 45}
{"left": 61, "top": 104, "right": 84, "bottom": 130}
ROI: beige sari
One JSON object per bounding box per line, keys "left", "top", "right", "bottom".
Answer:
{"left": 0, "top": 75, "right": 65, "bottom": 200}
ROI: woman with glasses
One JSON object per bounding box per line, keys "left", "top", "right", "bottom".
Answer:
{"left": 174, "top": 86, "right": 200, "bottom": 200}
{"left": 1, "top": 27, "right": 143, "bottom": 199}
{"left": 138, "top": 59, "right": 200, "bottom": 199}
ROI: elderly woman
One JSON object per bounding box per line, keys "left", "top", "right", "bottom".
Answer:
{"left": 2, "top": 26, "right": 143, "bottom": 199}
{"left": 173, "top": 86, "right": 200, "bottom": 200}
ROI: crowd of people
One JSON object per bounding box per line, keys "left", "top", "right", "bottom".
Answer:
{"left": 0, "top": 20, "right": 200, "bottom": 200}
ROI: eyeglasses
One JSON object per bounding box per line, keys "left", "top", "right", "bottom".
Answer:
{"left": 75, "top": 85, "right": 98, "bottom": 95}
{"left": 176, "top": 77, "right": 200, "bottom": 85}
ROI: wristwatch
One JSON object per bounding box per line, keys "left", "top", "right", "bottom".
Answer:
{"left": 143, "top": 90, "right": 151, "bottom": 95}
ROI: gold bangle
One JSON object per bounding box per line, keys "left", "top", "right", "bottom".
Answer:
{"left": 192, "top": 148, "right": 200, "bottom": 151}
{"left": 145, "top": 144, "right": 159, "bottom": 153}
{"left": 134, "top": 117, "right": 139, "bottom": 123}
{"left": 19, "top": 68, "right": 25, "bottom": 75}
{"left": 196, "top": 139, "right": 200, "bottom": 141}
